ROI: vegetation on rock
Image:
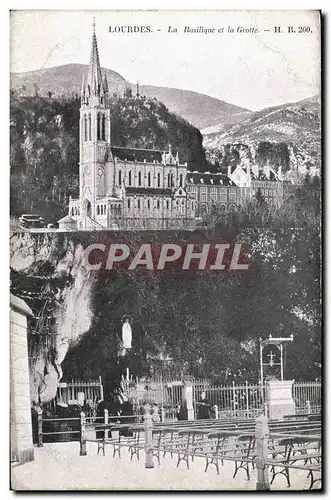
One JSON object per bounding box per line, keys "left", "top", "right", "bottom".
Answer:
{"left": 10, "top": 93, "right": 206, "bottom": 222}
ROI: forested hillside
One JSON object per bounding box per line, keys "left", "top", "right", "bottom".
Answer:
{"left": 204, "top": 95, "right": 321, "bottom": 177}
{"left": 10, "top": 92, "right": 206, "bottom": 222}
{"left": 11, "top": 63, "right": 251, "bottom": 129}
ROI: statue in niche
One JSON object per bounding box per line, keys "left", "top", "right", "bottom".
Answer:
{"left": 121, "top": 316, "right": 132, "bottom": 349}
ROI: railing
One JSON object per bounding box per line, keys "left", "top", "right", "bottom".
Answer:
{"left": 193, "top": 381, "right": 266, "bottom": 416}
{"left": 116, "top": 218, "right": 198, "bottom": 231}
{"left": 130, "top": 378, "right": 321, "bottom": 419}
{"left": 43, "top": 377, "right": 103, "bottom": 417}
{"left": 37, "top": 406, "right": 321, "bottom": 490}
{"left": 42, "top": 377, "right": 321, "bottom": 422}
{"left": 85, "top": 216, "right": 104, "bottom": 229}
{"left": 293, "top": 381, "right": 321, "bottom": 414}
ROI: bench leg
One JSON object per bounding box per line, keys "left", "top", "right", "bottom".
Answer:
{"left": 177, "top": 453, "right": 190, "bottom": 470}
{"left": 233, "top": 461, "right": 238, "bottom": 479}
{"left": 307, "top": 470, "right": 321, "bottom": 490}
{"left": 97, "top": 442, "right": 105, "bottom": 456}
{"left": 205, "top": 458, "right": 219, "bottom": 475}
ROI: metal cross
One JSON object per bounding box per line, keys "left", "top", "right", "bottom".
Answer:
{"left": 267, "top": 351, "right": 275, "bottom": 367}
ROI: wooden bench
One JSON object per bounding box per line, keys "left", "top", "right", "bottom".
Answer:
{"left": 267, "top": 436, "right": 321, "bottom": 488}
{"left": 85, "top": 437, "right": 119, "bottom": 457}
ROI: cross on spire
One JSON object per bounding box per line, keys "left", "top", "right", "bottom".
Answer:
{"left": 85, "top": 20, "right": 103, "bottom": 96}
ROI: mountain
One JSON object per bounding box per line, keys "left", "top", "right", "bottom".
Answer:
{"left": 203, "top": 95, "right": 320, "bottom": 143}
{"left": 203, "top": 95, "right": 321, "bottom": 175}
{"left": 10, "top": 63, "right": 250, "bottom": 130}
{"left": 137, "top": 85, "right": 251, "bottom": 129}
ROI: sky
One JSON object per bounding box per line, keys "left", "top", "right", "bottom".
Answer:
{"left": 10, "top": 10, "right": 320, "bottom": 110}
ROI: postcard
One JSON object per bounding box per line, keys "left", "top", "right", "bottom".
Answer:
{"left": 10, "top": 10, "right": 321, "bottom": 491}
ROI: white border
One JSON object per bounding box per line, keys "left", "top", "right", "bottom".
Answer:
{"left": 2, "top": 1, "right": 328, "bottom": 498}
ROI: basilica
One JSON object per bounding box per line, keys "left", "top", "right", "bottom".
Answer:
{"left": 58, "top": 24, "right": 285, "bottom": 231}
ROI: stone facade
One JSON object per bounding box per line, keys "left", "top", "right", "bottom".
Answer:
{"left": 228, "top": 164, "right": 284, "bottom": 209}
{"left": 10, "top": 294, "right": 34, "bottom": 465}
{"left": 187, "top": 171, "right": 242, "bottom": 218}
{"left": 266, "top": 380, "right": 295, "bottom": 420}
{"left": 64, "top": 25, "right": 195, "bottom": 231}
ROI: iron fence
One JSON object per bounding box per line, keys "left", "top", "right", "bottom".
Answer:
{"left": 129, "top": 377, "right": 321, "bottom": 419}
{"left": 293, "top": 381, "right": 322, "bottom": 414}
{"left": 43, "top": 376, "right": 321, "bottom": 421}
{"left": 43, "top": 377, "right": 103, "bottom": 417}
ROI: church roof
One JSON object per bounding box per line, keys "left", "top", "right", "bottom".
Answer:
{"left": 187, "top": 172, "right": 233, "bottom": 186}
{"left": 58, "top": 215, "right": 76, "bottom": 223}
{"left": 111, "top": 147, "right": 163, "bottom": 164}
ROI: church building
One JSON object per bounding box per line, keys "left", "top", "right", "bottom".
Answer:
{"left": 58, "top": 23, "right": 285, "bottom": 231}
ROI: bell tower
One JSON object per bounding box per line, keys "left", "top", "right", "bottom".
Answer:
{"left": 79, "top": 20, "right": 112, "bottom": 220}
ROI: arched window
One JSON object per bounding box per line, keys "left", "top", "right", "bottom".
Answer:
{"left": 100, "top": 205, "right": 103, "bottom": 215}
{"left": 137, "top": 199, "right": 141, "bottom": 209}
{"left": 85, "top": 200, "right": 91, "bottom": 217}
{"left": 84, "top": 115, "right": 87, "bottom": 141}
{"left": 157, "top": 200, "right": 160, "bottom": 209}
{"left": 118, "top": 170, "right": 122, "bottom": 186}
{"left": 78, "top": 207, "right": 80, "bottom": 216}
{"left": 138, "top": 172, "right": 142, "bottom": 186}
{"left": 88, "top": 114, "right": 91, "bottom": 141}
{"left": 180, "top": 174, "right": 183, "bottom": 186}
{"left": 118, "top": 205, "right": 121, "bottom": 215}
{"left": 192, "top": 201, "right": 194, "bottom": 210}
{"left": 167, "top": 173, "right": 171, "bottom": 187}
{"left": 166, "top": 200, "right": 169, "bottom": 210}
{"left": 148, "top": 172, "right": 151, "bottom": 187}
{"left": 127, "top": 199, "right": 131, "bottom": 209}
{"left": 97, "top": 113, "right": 101, "bottom": 140}
{"left": 74, "top": 207, "right": 77, "bottom": 215}
{"left": 157, "top": 172, "right": 161, "bottom": 187}
{"left": 128, "top": 171, "right": 132, "bottom": 186}
{"left": 102, "top": 114, "right": 106, "bottom": 140}
{"left": 71, "top": 207, "right": 74, "bottom": 216}
{"left": 104, "top": 204, "right": 106, "bottom": 214}
{"left": 147, "top": 199, "right": 150, "bottom": 209}
{"left": 97, "top": 205, "right": 100, "bottom": 215}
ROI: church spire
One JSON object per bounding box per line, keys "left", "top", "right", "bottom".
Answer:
{"left": 103, "top": 74, "right": 109, "bottom": 93}
{"left": 85, "top": 20, "right": 103, "bottom": 96}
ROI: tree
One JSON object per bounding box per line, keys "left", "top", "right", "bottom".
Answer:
{"left": 255, "top": 187, "right": 266, "bottom": 206}
{"left": 124, "top": 86, "right": 133, "bottom": 98}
